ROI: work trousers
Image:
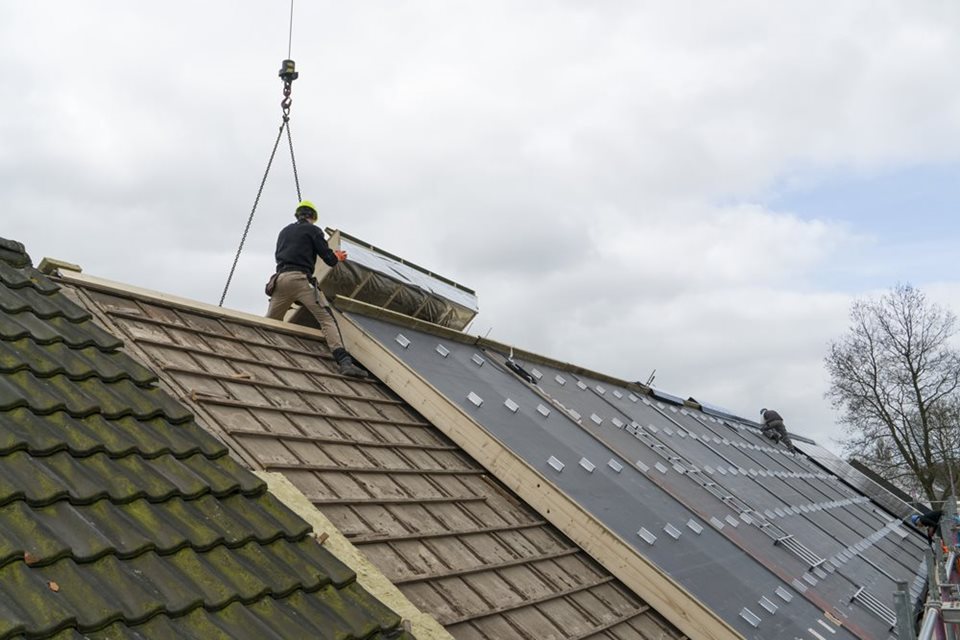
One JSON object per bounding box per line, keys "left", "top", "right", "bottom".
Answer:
{"left": 265, "top": 271, "right": 344, "bottom": 352}
{"left": 762, "top": 420, "right": 792, "bottom": 446}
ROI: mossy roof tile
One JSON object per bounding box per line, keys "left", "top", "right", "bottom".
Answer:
{"left": 0, "top": 450, "right": 262, "bottom": 507}
{"left": 0, "top": 372, "right": 191, "bottom": 422}
{"left": 0, "top": 238, "right": 407, "bottom": 639}
{"left": 0, "top": 409, "right": 226, "bottom": 459}
{"left": 0, "top": 492, "right": 312, "bottom": 569}
{"left": 0, "top": 338, "right": 157, "bottom": 384}
{"left": 0, "top": 311, "right": 122, "bottom": 350}
{"left": 0, "top": 284, "right": 91, "bottom": 321}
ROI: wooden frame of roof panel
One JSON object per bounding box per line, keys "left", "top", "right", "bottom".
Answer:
{"left": 52, "top": 266, "right": 688, "bottom": 640}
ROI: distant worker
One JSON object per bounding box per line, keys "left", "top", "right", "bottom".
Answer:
{"left": 908, "top": 509, "right": 944, "bottom": 545}
{"left": 266, "top": 200, "right": 367, "bottom": 378}
{"left": 760, "top": 408, "right": 793, "bottom": 447}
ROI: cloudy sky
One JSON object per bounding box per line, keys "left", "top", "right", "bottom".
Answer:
{"left": 3, "top": 2, "right": 959, "bottom": 449}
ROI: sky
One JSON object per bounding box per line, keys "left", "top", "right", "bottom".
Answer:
{"left": 2, "top": 1, "right": 959, "bottom": 451}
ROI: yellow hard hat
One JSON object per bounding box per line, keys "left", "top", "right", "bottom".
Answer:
{"left": 297, "top": 200, "right": 318, "bottom": 216}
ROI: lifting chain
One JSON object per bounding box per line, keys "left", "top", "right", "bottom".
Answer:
{"left": 218, "top": 59, "right": 302, "bottom": 307}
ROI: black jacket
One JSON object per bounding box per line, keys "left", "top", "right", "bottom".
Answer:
{"left": 274, "top": 220, "right": 338, "bottom": 275}
{"left": 762, "top": 409, "right": 784, "bottom": 425}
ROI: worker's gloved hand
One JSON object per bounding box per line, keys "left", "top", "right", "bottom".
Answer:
{"left": 334, "top": 250, "right": 347, "bottom": 262}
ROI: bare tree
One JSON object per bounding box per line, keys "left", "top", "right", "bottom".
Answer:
{"left": 825, "top": 284, "right": 960, "bottom": 503}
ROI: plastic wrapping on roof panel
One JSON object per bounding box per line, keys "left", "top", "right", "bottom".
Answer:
{"left": 317, "top": 231, "right": 478, "bottom": 330}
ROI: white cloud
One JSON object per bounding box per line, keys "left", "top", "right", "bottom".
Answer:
{"left": 2, "top": 1, "right": 960, "bottom": 452}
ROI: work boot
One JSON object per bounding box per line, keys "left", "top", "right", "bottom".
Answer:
{"left": 332, "top": 348, "right": 367, "bottom": 379}
{"left": 338, "top": 356, "right": 368, "bottom": 379}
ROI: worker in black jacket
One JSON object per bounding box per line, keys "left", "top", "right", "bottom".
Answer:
{"left": 760, "top": 408, "right": 793, "bottom": 447}
{"left": 266, "top": 200, "right": 366, "bottom": 378}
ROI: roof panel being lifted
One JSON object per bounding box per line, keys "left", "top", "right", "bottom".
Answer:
{"left": 315, "top": 230, "right": 478, "bottom": 330}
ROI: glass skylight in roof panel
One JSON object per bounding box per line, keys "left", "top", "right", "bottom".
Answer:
{"left": 611, "top": 417, "right": 624, "bottom": 429}
{"left": 531, "top": 368, "right": 542, "bottom": 380}
{"left": 576, "top": 381, "right": 587, "bottom": 390}
{"left": 555, "top": 374, "right": 566, "bottom": 385}
{"left": 725, "top": 515, "right": 740, "bottom": 528}
{"left": 636, "top": 460, "right": 650, "bottom": 472}
{"left": 595, "top": 385, "right": 606, "bottom": 395}
{"left": 590, "top": 414, "right": 603, "bottom": 425}
{"left": 710, "top": 517, "right": 725, "bottom": 530}
{"left": 435, "top": 344, "right": 450, "bottom": 357}
{"left": 547, "top": 456, "right": 565, "bottom": 472}
{"left": 467, "top": 392, "right": 483, "bottom": 406}
{"left": 504, "top": 399, "right": 519, "bottom": 413}
{"left": 471, "top": 353, "right": 485, "bottom": 367}
{"left": 637, "top": 528, "right": 657, "bottom": 545}
{"left": 655, "top": 462, "right": 669, "bottom": 474}
{"left": 608, "top": 459, "right": 623, "bottom": 473}
{"left": 579, "top": 458, "right": 596, "bottom": 473}
{"left": 663, "top": 426, "right": 673, "bottom": 436}
{"left": 569, "top": 410, "right": 582, "bottom": 421}
{"left": 536, "top": 404, "right": 551, "bottom": 417}
{"left": 395, "top": 333, "right": 411, "bottom": 348}
{"left": 664, "top": 523, "right": 682, "bottom": 540}
{"left": 687, "top": 519, "right": 704, "bottom": 534}
{"left": 647, "top": 424, "right": 659, "bottom": 433}
{"left": 628, "top": 393, "right": 638, "bottom": 402}
{"left": 776, "top": 586, "right": 794, "bottom": 602}
{"left": 612, "top": 390, "right": 623, "bottom": 399}
{"left": 677, "top": 430, "right": 687, "bottom": 438}
{"left": 673, "top": 463, "right": 686, "bottom": 474}
{"left": 802, "top": 574, "right": 818, "bottom": 586}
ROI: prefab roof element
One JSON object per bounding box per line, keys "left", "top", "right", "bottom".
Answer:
{"left": 315, "top": 229, "right": 478, "bottom": 330}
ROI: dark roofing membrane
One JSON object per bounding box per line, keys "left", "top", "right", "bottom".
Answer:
{"left": 0, "top": 238, "right": 409, "bottom": 639}
{"left": 348, "top": 311, "right": 930, "bottom": 640}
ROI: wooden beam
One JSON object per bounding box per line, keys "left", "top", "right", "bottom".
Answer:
{"left": 339, "top": 311, "right": 745, "bottom": 640}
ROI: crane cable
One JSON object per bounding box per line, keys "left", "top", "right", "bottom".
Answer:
{"left": 219, "top": 0, "right": 302, "bottom": 307}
